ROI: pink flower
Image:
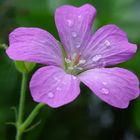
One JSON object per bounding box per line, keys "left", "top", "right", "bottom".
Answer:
{"left": 6, "top": 4, "right": 139, "bottom": 108}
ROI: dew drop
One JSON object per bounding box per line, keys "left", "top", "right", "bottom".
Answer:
{"left": 102, "top": 82, "right": 107, "bottom": 85}
{"left": 56, "top": 87, "right": 61, "bottom": 91}
{"left": 62, "top": 81, "right": 67, "bottom": 85}
{"left": 78, "top": 15, "right": 82, "bottom": 21}
{"left": 101, "top": 88, "right": 109, "bottom": 95}
{"left": 92, "top": 55, "right": 102, "bottom": 62}
{"left": 102, "top": 61, "right": 106, "bottom": 67}
{"left": 72, "top": 76, "right": 77, "bottom": 80}
{"left": 104, "top": 40, "right": 111, "bottom": 47}
{"left": 78, "top": 15, "right": 82, "bottom": 19}
{"left": 67, "top": 19, "right": 73, "bottom": 27}
{"left": 76, "top": 44, "right": 81, "bottom": 48}
{"left": 72, "top": 32, "right": 77, "bottom": 37}
{"left": 48, "top": 92, "right": 54, "bottom": 98}
{"left": 54, "top": 77, "right": 60, "bottom": 82}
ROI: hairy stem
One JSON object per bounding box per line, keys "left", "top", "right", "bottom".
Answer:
{"left": 20, "top": 103, "right": 45, "bottom": 131}
{"left": 16, "top": 73, "right": 27, "bottom": 140}
{"left": 15, "top": 74, "right": 45, "bottom": 140}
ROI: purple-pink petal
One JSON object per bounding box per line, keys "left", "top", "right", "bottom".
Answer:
{"left": 6, "top": 27, "right": 63, "bottom": 66}
{"left": 55, "top": 4, "right": 96, "bottom": 56}
{"left": 30, "top": 66, "right": 80, "bottom": 108}
{"left": 78, "top": 68, "right": 139, "bottom": 108}
{"left": 81, "top": 25, "right": 137, "bottom": 69}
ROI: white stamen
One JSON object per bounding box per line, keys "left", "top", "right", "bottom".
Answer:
{"left": 72, "top": 53, "right": 77, "bottom": 60}
{"left": 79, "top": 59, "right": 86, "bottom": 64}
{"left": 65, "top": 58, "right": 71, "bottom": 63}
{"left": 68, "top": 66, "right": 74, "bottom": 70}
{"left": 76, "top": 67, "right": 83, "bottom": 70}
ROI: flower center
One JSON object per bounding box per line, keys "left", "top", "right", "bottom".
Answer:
{"left": 64, "top": 53, "right": 86, "bottom": 75}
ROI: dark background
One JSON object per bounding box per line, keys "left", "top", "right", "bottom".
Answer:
{"left": 0, "top": 0, "right": 140, "bottom": 140}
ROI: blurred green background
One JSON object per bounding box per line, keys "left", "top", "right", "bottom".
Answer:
{"left": 0, "top": 0, "right": 140, "bottom": 140}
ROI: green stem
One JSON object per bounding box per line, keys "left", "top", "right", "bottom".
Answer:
{"left": 17, "top": 73, "right": 28, "bottom": 125}
{"left": 20, "top": 103, "right": 45, "bottom": 131}
{"left": 15, "top": 74, "right": 45, "bottom": 140}
{"left": 16, "top": 73, "right": 27, "bottom": 140}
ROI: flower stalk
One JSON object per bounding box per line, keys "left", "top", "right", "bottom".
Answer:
{"left": 15, "top": 73, "right": 45, "bottom": 140}
{"left": 16, "top": 73, "right": 28, "bottom": 140}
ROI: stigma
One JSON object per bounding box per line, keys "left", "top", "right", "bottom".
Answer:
{"left": 64, "top": 53, "right": 86, "bottom": 74}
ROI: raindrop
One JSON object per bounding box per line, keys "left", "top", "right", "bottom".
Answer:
{"left": 54, "top": 77, "right": 60, "bottom": 82}
{"left": 102, "top": 82, "right": 107, "bottom": 85}
{"left": 62, "top": 81, "right": 66, "bottom": 85}
{"left": 78, "top": 15, "right": 82, "bottom": 18}
{"left": 92, "top": 55, "right": 102, "bottom": 62}
{"left": 102, "top": 61, "right": 106, "bottom": 67}
{"left": 72, "top": 76, "right": 77, "bottom": 80}
{"left": 67, "top": 19, "right": 73, "bottom": 27}
{"left": 101, "top": 88, "right": 109, "bottom": 95}
{"left": 104, "top": 40, "right": 111, "bottom": 47}
{"left": 56, "top": 87, "right": 61, "bottom": 91}
{"left": 76, "top": 43, "right": 81, "bottom": 48}
{"left": 72, "top": 32, "right": 77, "bottom": 37}
{"left": 48, "top": 92, "right": 54, "bottom": 98}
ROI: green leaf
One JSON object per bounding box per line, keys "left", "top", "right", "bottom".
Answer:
{"left": 15, "top": 61, "right": 36, "bottom": 74}
{"left": 24, "top": 120, "right": 41, "bottom": 132}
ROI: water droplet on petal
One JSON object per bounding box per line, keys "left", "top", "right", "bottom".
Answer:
{"left": 72, "top": 32, "right": 77, "bottom": 37}
{"left": 104, "top": 40, "right": 111, "bottom": 47}
{"left": 101, "top": 88, "right": 109, "bottom": 95}
{"left": 72, "top": 76, "right": 77, "bottom": 80}
{"left": 67, "top": 19, "right": 73, "bottom": 27}
{"left": 48, "top": 92, "right": 54, "bottom": 98}
{"left": 76, "top": 44, "right": 81, "bottom": 48}
{"left": 54, "top": 77, "right": 60, "bottom": 82}
{"left": 78, "top": 15, "right": 82, "bottom": 19}
{"left": 56, "top": 87, "right": 61, "bottom": 91}
{"left": 62, "top": 81, "right": 66, "bottom": 85}
{"left": 102, "top": 82, "right": 107, "bottom": 85}
{"left": 102, "top": 61, "right": 106, "bottom": 67}
{"left": 92, "top": 55, "right": 102, "bottom": 62}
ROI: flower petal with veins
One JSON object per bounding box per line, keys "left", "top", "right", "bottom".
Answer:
{"left": 6, "top": 27, "right": 63, "bottom": 66}
{"left": 30, "top": 66, "right": 80, "bottom": 108}
{"left": 78, "top": 67, "right": 139, "bottom": 108}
